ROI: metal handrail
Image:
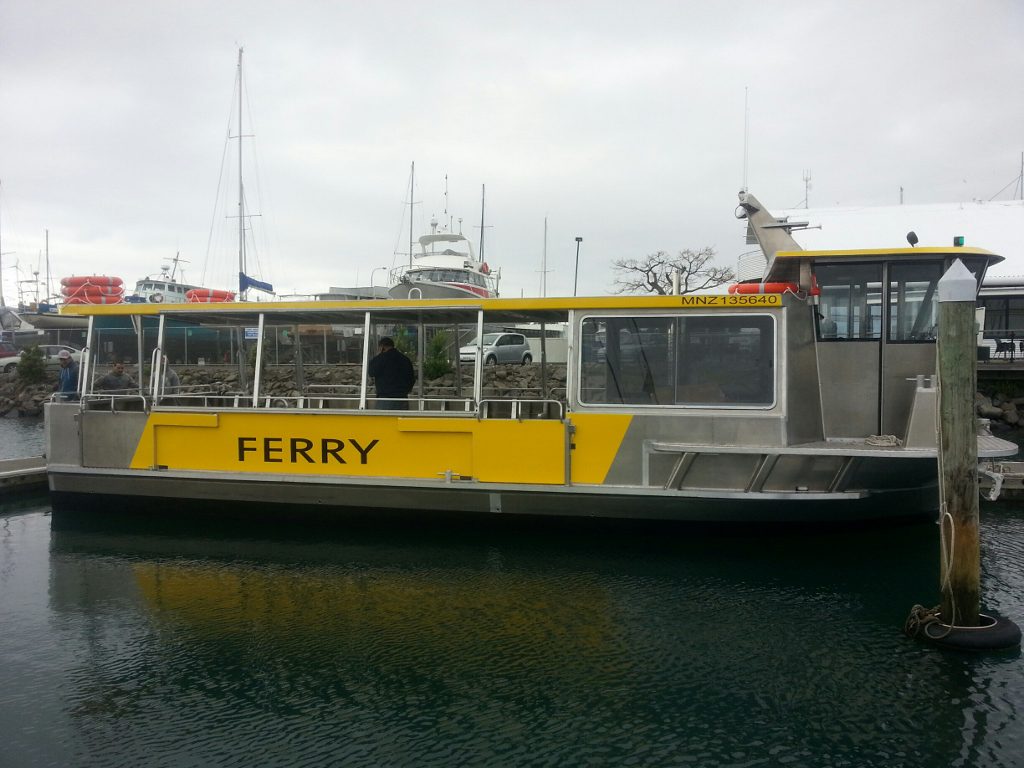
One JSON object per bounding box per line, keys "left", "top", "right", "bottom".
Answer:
{"left": 479, "top": 398, "right": 564, "bottom": 420}
{"left": 80, "top": 393, "right": 149, "bottom": 413}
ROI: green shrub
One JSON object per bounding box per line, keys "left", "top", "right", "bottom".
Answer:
{"left": 16, "top": 345, "right": 46, "bottom": 384}
{"left": 424, "top": 331, "right": 452, "bottom": 380}
{"left": 391, "top": 326, "right": 417, "bottom": 360}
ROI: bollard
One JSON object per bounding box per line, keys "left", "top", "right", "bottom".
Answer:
{"left": 904, "top": 259, "right": 1021, "bottom": 651}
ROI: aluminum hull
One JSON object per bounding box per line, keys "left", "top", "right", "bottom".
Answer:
{"left": 47, "top": 461, "right": 939, "bottom": 524}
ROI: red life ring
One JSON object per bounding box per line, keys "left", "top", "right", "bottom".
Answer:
{"left": 60, "top": 275, "right": 124, "bottom": 287}
{"left": 61, "top": 284, "right": 124, "bottom": 297}
{"left": 727, "top": 280, "right": 820, "bottom": 296}
{"left": 480, "top": 262, "right": 490, "bottom": 275}
{"left": 185, "top": 288, "right": 236, "bottom": 303}
{"left": 64, "top": 295, "right": 124, "bottom": 305}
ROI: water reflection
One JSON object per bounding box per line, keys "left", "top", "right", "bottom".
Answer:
{"left": 0, "top": 414, "right": 45, "bottom": 459}
{"left": 36, "top": 509, "right": 1023, "bottom": 766}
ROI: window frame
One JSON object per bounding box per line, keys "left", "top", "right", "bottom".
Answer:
{"left": 575, "top": 312, "right": 778, "bottom": 411}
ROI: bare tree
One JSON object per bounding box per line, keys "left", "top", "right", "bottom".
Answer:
{"left": 611, "top": 247, "right": 735, "bottom": 295}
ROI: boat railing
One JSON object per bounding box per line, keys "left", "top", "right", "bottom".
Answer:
{"left": 73, "top": 385, "right": 566, "bottom": 419}
{"left": 303, "top": 383, "right": 361, "bottom": 409}
{"left": 479, "top": 398, "right": 564, "bottom": 420}
{"left": 80, "top": 393, "right": 150, "bottom": 412}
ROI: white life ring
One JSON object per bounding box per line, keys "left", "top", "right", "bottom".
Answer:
{"left": 149, "top": 293, "right": 164, "bottom": 304}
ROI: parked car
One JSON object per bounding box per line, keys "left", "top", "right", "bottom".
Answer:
{"left": 0, "top": 341, "right": 17, "bottom": 358}
{"left": 459, "top": 332, "right": 532, "bottom": 365}
{"left": 0, "top": 344, "right": 83, "bottom": 374}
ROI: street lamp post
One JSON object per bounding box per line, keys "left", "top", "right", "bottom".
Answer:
{"left": 573, "top": 237, "right": 583, "bottom": 297}
{"left": 369, "top": 266, "right": 387, "bottom": 297}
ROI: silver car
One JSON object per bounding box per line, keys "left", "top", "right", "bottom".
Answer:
{"left": 459, "top": 332, "right": 532, "bottom": 365}
{"left": 0, "top": 344, "right": 83, "bottom": 374}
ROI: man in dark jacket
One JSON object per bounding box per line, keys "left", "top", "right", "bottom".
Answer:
{"left": 367, "top": 337, "right": 415, "bottom": 409}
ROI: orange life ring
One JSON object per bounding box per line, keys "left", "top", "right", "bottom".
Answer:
{"left": 61, "top": 284, "right": 124, "bottom": 297}
{"left": 64, "top": 295, "right": 124, "bottom": 305}
{"left": 185, "top": 288, "right": 236, "bottom": 303}
{"left": 727, "top": 281, "right": 820, "bottom": 296}
{"left": 60, "top": 275, "right": 124, "bottom": 287}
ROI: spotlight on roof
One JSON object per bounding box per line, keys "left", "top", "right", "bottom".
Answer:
{"left": 906, "top": 231, "right": 919, "bottom": 247}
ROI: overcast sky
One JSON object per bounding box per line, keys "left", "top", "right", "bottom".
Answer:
{"left": 1, "top": 0, "right": 1022, "bottom": 305}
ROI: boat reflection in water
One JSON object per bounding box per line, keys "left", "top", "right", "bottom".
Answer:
{"left": 43, "top": 509, "right": 1023, "bottom": 766}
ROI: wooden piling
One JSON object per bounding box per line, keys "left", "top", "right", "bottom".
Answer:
{"left": 937, "top": 259, "right": 981, "bottom": 627}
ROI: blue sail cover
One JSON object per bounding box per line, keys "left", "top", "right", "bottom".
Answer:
{"left": 239, "top": 272, "right": 274, "bottom": 295}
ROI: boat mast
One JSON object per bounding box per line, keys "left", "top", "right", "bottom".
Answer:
{"left": 409, "top": 161, "right": 414, "bottom": 268}
{"left": 478, "top": 184, "right": 486, "bottom": 261}
{"left": 541, "top": 216, "right": 548, "bottom": 298}
{"left": 237, "top": 47, "right": 246, "bottom": 300}
{"left": 45, "top": 229, "right": 50, "bottom": 302}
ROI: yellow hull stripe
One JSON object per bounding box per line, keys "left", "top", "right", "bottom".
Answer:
{"left": 129, "top": 412, "right": 633, "bottom": 486}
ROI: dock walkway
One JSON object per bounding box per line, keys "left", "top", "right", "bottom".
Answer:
{"left": 0, "top": 456, "right": 48, "bottom": 496}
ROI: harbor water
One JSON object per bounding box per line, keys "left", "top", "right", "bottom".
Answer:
{"left": 2, "top": 416, "right": 1023, "bottom": 767}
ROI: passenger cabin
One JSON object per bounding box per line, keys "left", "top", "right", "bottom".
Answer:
{"left": 62, "top": 240, "right": 995, "bottom": 456}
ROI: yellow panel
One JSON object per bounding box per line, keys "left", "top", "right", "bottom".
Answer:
{"left": 129, "top": 412, "right": 578, "bottom": 485}
{"left": 472, "top": 421, "right": 566, "bottom": 484}
{"left": 567, "top": 413, "right": 633, "bottom": 484}
{"left": 132, "top": 413, "right": 473, "bottom": 479}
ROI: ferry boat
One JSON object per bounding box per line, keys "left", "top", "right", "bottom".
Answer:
{"left": 43, "top": 192, "right": 1016, "bottom": 523}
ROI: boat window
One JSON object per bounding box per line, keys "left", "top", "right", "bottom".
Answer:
{"left": 814, "top": 264, "right": 882, "bottom": 341}
{"left": 980, "top": 296, "right": 1024, "bottom": 339}
{"left": 888, "top": 262, "right": 942, "bottom": 342}
{"left": 579, "top": 315, "right": 774, "bottom": 407}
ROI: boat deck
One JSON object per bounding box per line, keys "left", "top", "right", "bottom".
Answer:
{"left": 648, "top": 433, "right": 1017, "bottom": 460}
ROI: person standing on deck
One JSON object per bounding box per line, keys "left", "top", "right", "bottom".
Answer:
{"left": 56, "top": 350, "right": 79, "bottom": 401}
{"left": 367, "top": 337, "right": 415, "bottom": 409}
{"left": 161, "top": 356, "right": 180, "bottom": 394}
{"left": 95, "top": 360, "right": 138, "bottom": 393}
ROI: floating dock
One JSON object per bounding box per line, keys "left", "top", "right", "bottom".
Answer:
{"left": 0, "top": 456, "right": 48, "bottom": 496}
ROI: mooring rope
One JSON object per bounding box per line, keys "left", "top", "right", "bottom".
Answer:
{"left": 865, "top": 434, "right": 903, "bottom": 447}
{"left": 906, "top": 511, "right": 958, "bottom": 640}
{"left": 903, "top": 603, "right": 943, "bottom": 638}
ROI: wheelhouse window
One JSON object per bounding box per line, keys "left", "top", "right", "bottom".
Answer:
{"left": 814, "top": 264, "right": 882, "bottom": 340}
{"left": 888, "top": 262, "right": 942, "bottom": 342}
{"left": 579, "top": 314, "right": 775, "bottom": 407}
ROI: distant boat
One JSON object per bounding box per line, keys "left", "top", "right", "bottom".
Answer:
{"left": 129, "top": 253, "right": 234, "bottom": 304}
{"left": 388, "top": 168, "right": 499, "bottom": 300}
{"left": 388, "top": 217, "right": 498, "bottom": 300}
{"left": 7, "top": 303, "right": 87, "bottom": 330}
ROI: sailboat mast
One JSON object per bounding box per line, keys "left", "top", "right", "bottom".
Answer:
{"left": 409, "top": 161, "right": 414, "bottom": 268}
{"left": 238, "top": 47, "right": 246, "bottom": 300}
{"left": 479, "top": 184, "right": 485, "bottom": 261}
{"left": 45, "top": 229, "right": 51, "bottom": 302}
{"left": 541, "top": 216, "right": 548, "bottom": 298}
